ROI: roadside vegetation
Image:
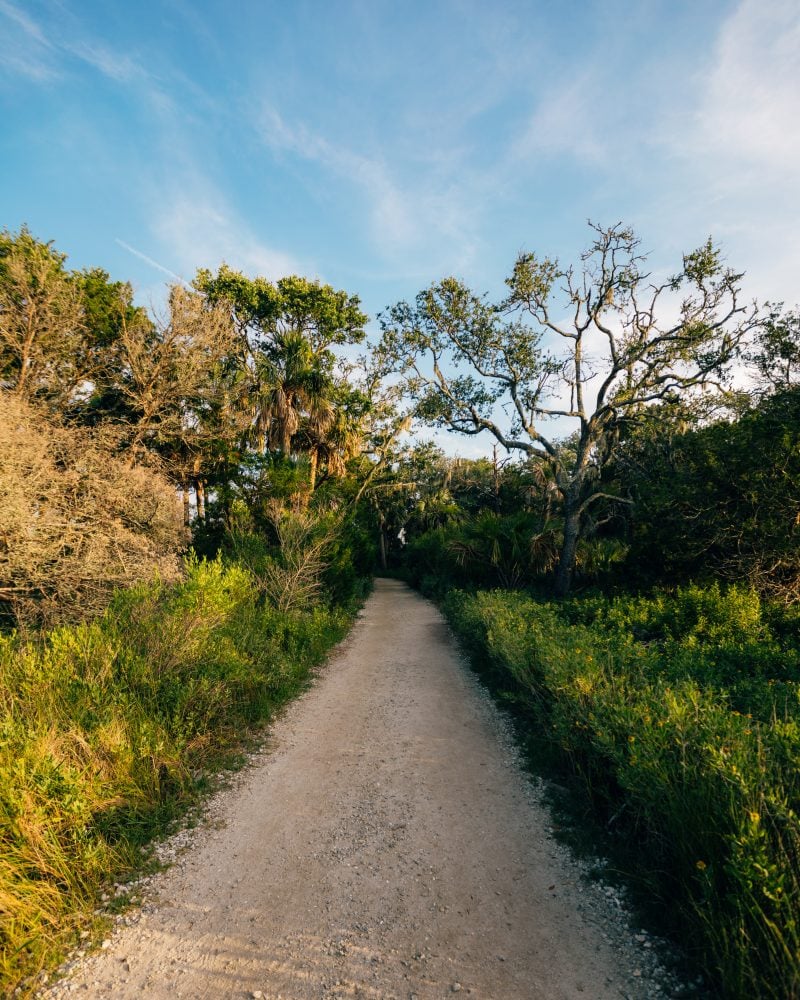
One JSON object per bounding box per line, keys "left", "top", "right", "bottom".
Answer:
{"left": 438, "top": 586, "right": 800, "bottom": 999}
{"left": 2, "top": 220, "right": 799, "bottom": 997}
{"left": 0, "top": 226, "right": 380, "bottom": 994}
{"left": 373, "top": 229, "right": 800, "bottom": 997}
{"left": 0, "top": 557, "right": 354, "bottom": 991}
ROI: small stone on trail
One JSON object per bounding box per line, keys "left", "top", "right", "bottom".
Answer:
{"left": 452, "top": 983, "right": 463, "bottom": 992}
{"left": 251, "top": 992, "right": 264, "bottom": 999}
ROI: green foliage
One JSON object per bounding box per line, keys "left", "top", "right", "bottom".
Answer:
{"left": 400, "top": 505, "right": 627, "bottom": 598}
{"left": 192, "top": 264, "right": 369, "bottom": 499}
{"left": 443, "top": 584, "right": 800, "bottom": 998}
{"left": 194, "top": 266, "right": 367, "bottom": 352}
{"left": 0, "top": 227, "right": 86, "bottom": 407}
{"left": 0, "top": 556, "right": 353, "bottom": 995}
{"left": 402, "top": 511, "right": 559, "bottom": 595}
{"left": 377, "top": 222, "right": 755, "bottom": 594}
{"left": 620, "top": 388, "right": 800, "bottom": 601}
{"left": 746, "top": 306, "right": 800, "bottom": 393}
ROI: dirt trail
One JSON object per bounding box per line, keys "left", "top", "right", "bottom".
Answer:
{"left": 45, "top": 579, "right": 670, "bottom": 999}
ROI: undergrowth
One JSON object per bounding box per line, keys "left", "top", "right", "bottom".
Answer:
{"left": 441, "top": 583, "right": 800, "bottom": 1000}
{"left": 0, "top": 555, "right": 356, "bottom": 996}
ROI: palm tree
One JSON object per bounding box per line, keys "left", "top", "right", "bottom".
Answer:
{"left": 250, "top": 330, "right": 335, "bottom": 458}
{"left": 300, "top": 393, "right": 367, "bottom": 493}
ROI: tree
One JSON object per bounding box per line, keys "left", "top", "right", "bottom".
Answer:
{"left": 0, "top": 394, "right": 185, "bottom": 627}
{"left": 194, "top": 266, "right": 368, "bottom": 499}
{"left": 0, "top": 227, "right": 87, "bottom": 408}
{"left": 195, "top": 268, "right": 366, "bottom": 441}
{"left": 87, "top": 284, "right": 245, "bottom": 522}
{"left": 251, "top": 328, "right": 335, "bottom": 460}
{"left": 617, "top": 389, "right": 800, "bottom": 602}
{"left": 377, "top": 223, "right": 758, "bottom": 595}
{"left": 745, "top": 305, "right": 800, "bottom": 394}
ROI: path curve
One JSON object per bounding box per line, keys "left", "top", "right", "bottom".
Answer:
{"left": 45, "top": 580, "right": 662, "bottom": 999}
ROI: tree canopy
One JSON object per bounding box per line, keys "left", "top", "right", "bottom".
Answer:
{"left": 377, "top": 222, "right": 759, "bottom": 594}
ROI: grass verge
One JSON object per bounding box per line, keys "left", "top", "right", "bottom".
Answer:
{"left": 0, "top": 555, "right": 358, "bottom": 997}
{"left": 440, "top": 584, "right": 800, "bottom": 1000}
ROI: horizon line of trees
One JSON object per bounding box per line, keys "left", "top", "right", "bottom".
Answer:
{"left": 2, "top": 221, "right": 799, "bottom": 627}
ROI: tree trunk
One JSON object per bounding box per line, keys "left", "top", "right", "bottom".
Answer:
{"left": 378, "top": 516, "right": 387, "bottom": 570}
{"left": 309, "top": 449, "right": 318, "bottom": 493}
{"left": 191, "top": 455, "right": 205, "bottom": 522}
{"left": 554, "top": 496, "right": 581, "bottom": 598}
{"left": 194, "top": 477, "right": 206, "bottom": 522}
{"left": 182, "top": 484, "right": 191, "bottom": 527}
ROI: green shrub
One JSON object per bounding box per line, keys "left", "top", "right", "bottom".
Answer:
{"left": 442, "top": 586, "right": 800, "bottom": 999}
{"left": 0, "top": 555, "right": 353, "bottom": 995}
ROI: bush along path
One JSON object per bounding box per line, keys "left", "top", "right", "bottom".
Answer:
{"left": 441, "top": 584, "right": 800, "bottom": 1000}
{"left": 39, "top": 579, "right": 684, "bottom": 1000}
{"left": 0, "top": 556, "right": 356, "bottom": 997}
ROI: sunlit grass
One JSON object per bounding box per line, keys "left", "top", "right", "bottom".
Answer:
{"left": 444, "top": 584, "right": 800, "bottom": 999}
{"left": 0, "top": 556, "right": 353, "bottom": 996}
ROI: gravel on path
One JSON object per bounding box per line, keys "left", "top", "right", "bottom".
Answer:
{"left": 41, "top": 579, "right": 686, "bottom": 999}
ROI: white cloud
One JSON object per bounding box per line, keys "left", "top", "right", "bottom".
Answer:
{"left": 512, "top": 72, "right": 609, "bottom": 166}
{"left": 0, "top": 0, "right": 58, "bottom": 81}
{"left": 0, "top": 2, "right": 176, "bottom": 114}
{"left": 259, "top": 104, "right": 480, "bottom": 273}
{"left": 260, "top": 105, "right": 416, "bottom": 247}
{"left": 653, "top": 0, "right": 800, "bottom": 304}
{"left": 152, "top": 188, "right": 302, "bottom": 281}
{"left": 69, "top": 40, "right": 148, "bottom": 86}
{"left": 697, "top": 0, "right": 800, "bottom": 178}
{"left": 0, "top": 0, "right": 50, "bottom": 48}
{"left": 0, "top": 7, "right": 298, "bottom": 287}
{"left": 115, "top": 239, "right": 188, "bottom": 285}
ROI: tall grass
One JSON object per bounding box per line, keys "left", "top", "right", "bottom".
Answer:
{"left": 0, "top": 556, "right": 353, "bottom": 996}
{"left": 442, "top": 584, "right": 800, "bottom": 999}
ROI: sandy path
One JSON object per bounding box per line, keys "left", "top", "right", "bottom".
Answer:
{"left": 45, "top": 579, "right": 664, "bottom": 999}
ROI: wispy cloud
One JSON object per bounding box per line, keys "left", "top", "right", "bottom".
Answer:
{"left": 0, "top": 4, "right": 300, "bottom": 289}
{"left": 151, "top": 186, "right": 302, "bottom": 282}
{"left": 692, "top": 0, "right": 800, "bottom": 186}
{"left": 0, "top": 0, "right": 59, "bottom": 81}
{"left": 70, "top": 40, "right": 149, "bottom": 86}
{"left": 512, "top": 72, "right": 611, "bottom": 166}
{"left": 0, "top": 0, "right": 51, "bottom": 47}
{"left": 505, "top": 0, "right": 800, "bottom": 304}
{"left": 259, "top": 103, "right": 480, "bottom": 274}
{"left": 0, "top": 1, "right": 175, "bottom": 113}
{"left": 654, "top": 0, "right": 800, "bottom": 302}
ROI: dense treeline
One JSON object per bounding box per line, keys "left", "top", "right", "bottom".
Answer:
{"left": 392, "top": 384, "right": 800, "bottom": 607}
{"left": 2, "top": 220, "right": 799, "bottom": 997}
{"left": 620, "top": 389, "right": 800, "bottom": 600}
{"left": 0, "top": 225, "right": 395, "bottom": 628}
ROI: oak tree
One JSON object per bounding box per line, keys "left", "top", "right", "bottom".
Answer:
{"left": 378, "top": 223, "right": 758, "bottom": 595}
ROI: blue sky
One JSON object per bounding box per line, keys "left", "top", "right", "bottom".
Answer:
{"left": 2, "top": 1, "right": 798, "bottom": 387}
